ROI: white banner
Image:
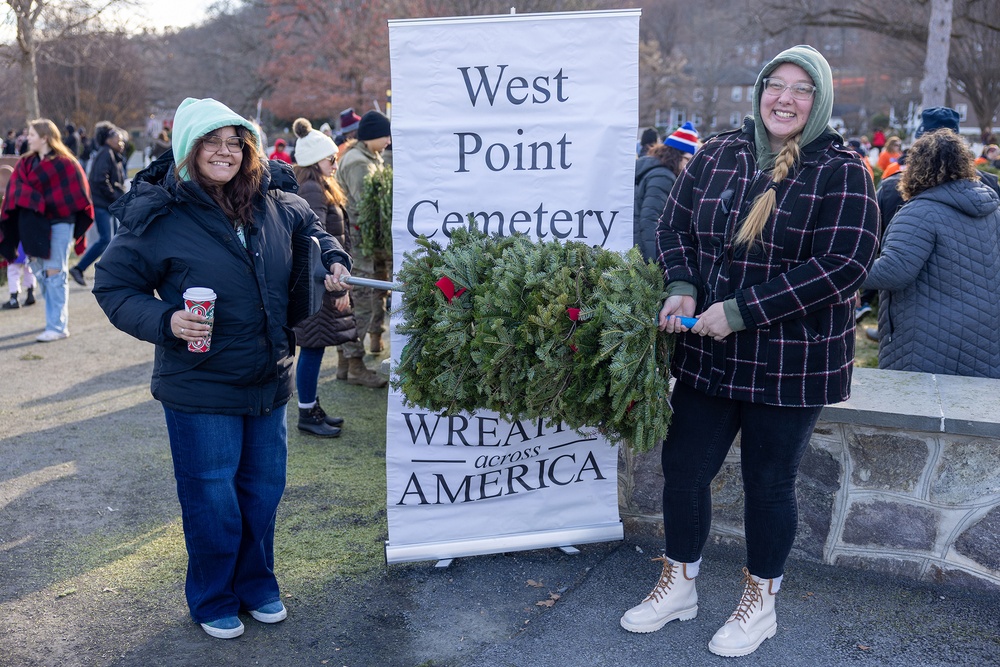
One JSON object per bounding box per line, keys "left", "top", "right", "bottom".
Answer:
{"left": 385, "top": 9, "right": 640, "bottom": 563}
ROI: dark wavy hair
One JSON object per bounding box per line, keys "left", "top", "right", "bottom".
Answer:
{"left": 899, "top": 130, "right": 978, "bottom": 201}
{"left": 176, "top": 125, "right": 264, "bottom": 228}
{"left": 647, "top": 143, "right": 689, "bottom": 175}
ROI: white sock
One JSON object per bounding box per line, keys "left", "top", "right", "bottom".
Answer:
{"left": 770, "top": 574, "right": 782, "bottom": 593}
{"left": 298, "top": 400, "right": 317, "bottom": 409}
{"left": 667, "top": 555, "right": 701, "bottom": 578}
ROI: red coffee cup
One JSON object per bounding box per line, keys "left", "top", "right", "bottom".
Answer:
{"left": 183, "top": 287, "right": 216, "bottom": 353}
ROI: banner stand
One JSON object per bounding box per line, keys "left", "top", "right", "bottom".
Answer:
{"left": 385, "top": 522, "right": 623, "bottom": 565}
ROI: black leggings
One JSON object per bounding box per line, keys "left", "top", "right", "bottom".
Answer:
{"left": 660, "top": 382, "right": 822, "bottom": 579}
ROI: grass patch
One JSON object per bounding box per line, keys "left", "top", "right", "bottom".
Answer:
{"left": 855, "top": 327, "right": 879, "bottom": 368}
{"left": 277, "top": 373, "right": 390, "bottom": 591}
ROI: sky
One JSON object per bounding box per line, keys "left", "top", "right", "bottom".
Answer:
{"left": 122, "top": 0, "right": 211, "bottom": 31}
{"left": 1, "top": 0, "right": 211, "bottom": 40}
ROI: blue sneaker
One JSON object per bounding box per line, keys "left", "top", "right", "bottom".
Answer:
{"left": 200, "top": 616, "right": 244, "bottom": 639}
{"left": 855, "top": 303, "right": 872, "bottom": 320}
{"left": 249, "top": 600, "right": 287, "bottom": 624}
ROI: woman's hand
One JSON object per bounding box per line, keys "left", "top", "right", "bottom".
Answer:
{"left": 170, "top": 310, "right": 211, "bottom": 342}
{"left": 325, "top": 263, "right": 351, "bottom": 292}
{"left": 658, "top": 295, "right": 697, "bottom": 333}
{"left": 691, "top": 302, "right": 733, "bottom": 342}
{"left": 333, "top": 293, "right": 350, "bottom": 311}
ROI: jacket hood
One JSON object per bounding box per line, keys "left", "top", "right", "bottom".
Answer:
{"left": 110, "top": 151, "right": 294, "bottom": 236}
{"left": 915, "top": 178, "right": 1000, "bottom": 219}
{"left": 753, "top": 45, "right": 835, "bottom": 169}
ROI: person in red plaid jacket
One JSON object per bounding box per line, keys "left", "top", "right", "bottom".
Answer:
{"left": 0, "top": 119, "right": 94, "bottom": 341}
{"left": 620, "top": 46, "right": 879, "bottom": 658}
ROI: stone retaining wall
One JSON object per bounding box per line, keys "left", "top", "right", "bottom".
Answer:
{"left": 619, "top": 368, "right": 1000, "bottom": 591}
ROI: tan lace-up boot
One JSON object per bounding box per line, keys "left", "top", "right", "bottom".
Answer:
{"left": 620, "top": 555, "right": 698, "bottom": 633}
{"left": 347, "top": 357, "right": 387, "bottom": 388}
{"left": 708, "top": 567, "right": 778, "bottom": 657}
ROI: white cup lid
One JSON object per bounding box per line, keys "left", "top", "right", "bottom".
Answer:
{"left": 183, "top": 287, "right": 217, "bottom": 301}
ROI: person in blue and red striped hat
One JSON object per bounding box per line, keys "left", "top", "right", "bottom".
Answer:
{"left": 634, "top": 122, "right": 700, "bottom": 261}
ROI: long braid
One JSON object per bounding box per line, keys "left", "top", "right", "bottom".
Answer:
{"left": 735, "top": 137, "right": 802, "bottom": 248}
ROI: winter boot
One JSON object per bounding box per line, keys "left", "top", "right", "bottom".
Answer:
{"left": 347, "top": 357, "right": 387, "bottom": 388}
{"left": 620, "top": 556, "right": 699, "bottom": 633}
{"left": 23, "top": 287, "right": 35, "bottom": 306}
{"left": 2, "top": 294, "right": 19, "bottom": 310}
{"left": 313, "top": 398, "right": 344, "bottom": 426}
{"left": 368, "top": 331, "right": 383, "bottom": 354}
{"left": 708, "top": 567, "right": 779, "bottom": 657}
{"left": 297, "top": 404, "right": 341, "bottom": 437}
{"left": 336, "top": 354, "right": 350, "bottom": 380}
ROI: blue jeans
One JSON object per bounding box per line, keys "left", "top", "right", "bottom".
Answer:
{"left": 295, "top": 347, "right": 325, "bottom": 404}
{"left": 29, "top": 221, "right": 72, "bottom": 334}
{"left": 661, "top": 382, "right": 822, "bottom": 579}
{"left": 75, "top": 207, "right": 114, "bottom": 272}
{"left": 162, "top": 405, "right": 288, "bottom": 623}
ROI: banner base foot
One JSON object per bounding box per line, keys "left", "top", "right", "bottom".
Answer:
{"left": 558, "top": 545, "right": 581, "bottom": 555}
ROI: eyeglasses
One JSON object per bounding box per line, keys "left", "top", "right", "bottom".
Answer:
{"left": 762, "top": 78, "right": 816, "bottom": 100}
{"left": 323, "top": 156, "right": 337, "bottom": 165}
{"left": 202, "top": 135, "right": 245, "bottom": 152}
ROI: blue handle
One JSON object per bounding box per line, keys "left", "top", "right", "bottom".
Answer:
{"left": 671, "top": 316, "right": 698, "bottom": 328}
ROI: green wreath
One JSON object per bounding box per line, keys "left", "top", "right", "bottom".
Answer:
{"left": 356, "top": 166, "right": 393, "bottom": 256}
{"left": 393, "top": 225, "right": 673, "bottom": 453}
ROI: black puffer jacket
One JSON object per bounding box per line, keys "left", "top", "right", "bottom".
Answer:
{"left": 291, "top": 180, "right": 357, "bottom": 349}
{"left": 88, "top": 145, "right": 126, "bottom": 209}
{"left": 634, "top": 155, "right": 678, "bottom": 261}
{"left": 93, "top": 151, "right": 351, "bottom": 415}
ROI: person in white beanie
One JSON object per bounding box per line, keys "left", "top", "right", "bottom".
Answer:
{"left": 290, "top": 118, "right": 374, "bottom": 436}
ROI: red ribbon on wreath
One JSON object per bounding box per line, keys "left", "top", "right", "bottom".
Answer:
{"left": 435, "top": 276, "right": 467, "bottom": 303}
{"left": 566, "top": 307, "right": 581, "bottom": 352}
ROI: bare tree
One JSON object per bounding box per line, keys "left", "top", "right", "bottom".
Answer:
{"left": 1, "top": 0, "right": 134, "bottom": 123}
{"left": 921, "top": 0, "right": 953, "bottom": 107}
{"left": 754, "top": 0, "right": 1000, "bottom": 137}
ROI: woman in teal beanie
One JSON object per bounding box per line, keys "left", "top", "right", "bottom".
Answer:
{"left": 93, "top": 98, "right": 352, "bottom": 639}
{"left": 619, "top": 46, "right": 880, "bottom": 657}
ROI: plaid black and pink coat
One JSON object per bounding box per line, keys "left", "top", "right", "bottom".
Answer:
{"left": 656, "top": 120, "right": 880, "bottom": 407}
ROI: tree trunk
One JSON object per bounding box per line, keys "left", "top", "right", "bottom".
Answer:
{"left": 15, "top": 5, "right": 41, "bottom": 122}
{"left": 920, "top": 0, "right": 953, "bottom": 109}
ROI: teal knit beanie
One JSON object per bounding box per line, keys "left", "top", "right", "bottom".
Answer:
{"left": 752, "top": 45, "right": 835, "bottom": 169}
{"left": 172, "top": 97, "right": 261, "bottom": 180}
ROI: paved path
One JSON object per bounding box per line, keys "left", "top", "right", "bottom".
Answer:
{"left": 1, "top": 282, "right": 998, "bottom": 666}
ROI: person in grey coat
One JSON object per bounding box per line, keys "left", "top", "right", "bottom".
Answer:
{"left": 862, "top": 129, "right": 1000, "bottom": 378}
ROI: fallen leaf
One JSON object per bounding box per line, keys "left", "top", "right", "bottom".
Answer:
{"left": 857, "top": 644, "right": 870, "bottom": 650}
{"left": 526, "top": 579, "right": 544, "bottom": 588}
{"left": 536, "top": 599, "right": 555, "bottom": 607}
{"left": 56, "top": 587, "right": 77, "bottom": 598}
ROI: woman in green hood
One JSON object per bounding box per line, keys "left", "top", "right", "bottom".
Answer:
{"left": 619, "top": 46, "right": 880, "bottom": 657}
